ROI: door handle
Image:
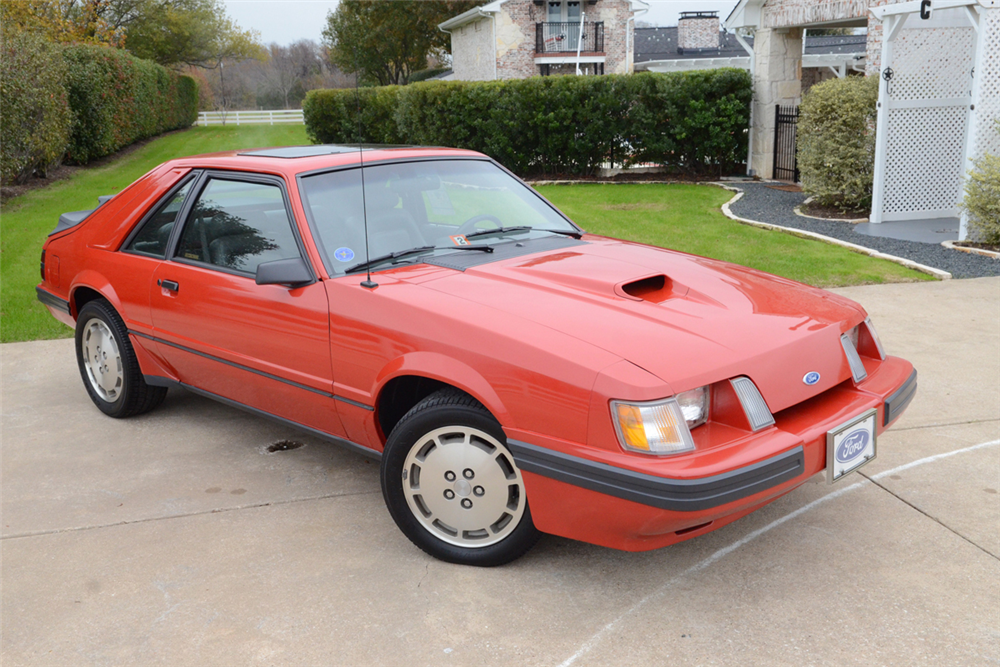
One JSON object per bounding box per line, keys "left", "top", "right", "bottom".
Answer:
{"left": 157, "top": 279, "right": 179, "bottom": 292}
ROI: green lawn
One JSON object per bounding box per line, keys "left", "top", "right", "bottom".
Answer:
{"left": 2, "top": 127, "right": 930, "bottom": 344}
{"left": 1, "top": 125, "right": 310, "bottom": 343}
{"left": 536, "top": 183, "right": 932, "bottom": 289}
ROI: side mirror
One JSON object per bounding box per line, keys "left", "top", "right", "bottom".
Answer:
{"left": 255, "top": 257, "right": 313, "bottom": 287}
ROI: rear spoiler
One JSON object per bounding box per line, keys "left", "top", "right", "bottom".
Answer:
{"left": 50, "top": 194, "right": 115, "bottom": 236}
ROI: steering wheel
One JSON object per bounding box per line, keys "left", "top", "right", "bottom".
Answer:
{"left": 456, "top": 214, "right": 504, "bottom": 236}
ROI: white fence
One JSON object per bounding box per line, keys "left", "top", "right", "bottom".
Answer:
{"left": 196, "top": 109, "right": 304, "bottom": 126}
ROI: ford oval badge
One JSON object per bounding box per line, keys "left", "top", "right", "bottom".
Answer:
{"left": 803, "top": 371, "right": 821, "bottom": 385}
{"left": 836, "top": 429, "right": 870, "bottom": 463}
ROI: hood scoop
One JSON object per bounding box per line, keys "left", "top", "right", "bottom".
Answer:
{"left": 616, "top": 274, "right": 686, "bottom": 304}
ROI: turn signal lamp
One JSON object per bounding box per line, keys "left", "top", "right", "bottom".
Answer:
{"left": 612, "top": 387, "right": 707, "bottom": 455}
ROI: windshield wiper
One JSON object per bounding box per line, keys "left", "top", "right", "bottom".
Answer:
{"left": 448, "top": 244, "right": 494, "bottom": 253}
{"left": 345, "top": 245, "right": 435, "bottom": 274}
{"left": 537, "top": 228, "right": 584, "bottom": 239}
{"left": 345, "top": 243, "right": 494, "bottom": 274}
{"left": 465, "top": 225, "right": 583, "bottom": 241}
{"left": 464, "top": 226, "right": 532, "bottom": 240}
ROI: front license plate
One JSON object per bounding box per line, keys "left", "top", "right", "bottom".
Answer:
{"left": 827, "top": 408, "right": 877, "bottom": 483}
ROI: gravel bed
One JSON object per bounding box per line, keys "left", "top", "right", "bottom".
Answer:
{"left": 727, "top": 182, "right": 1000, "bottom": 279}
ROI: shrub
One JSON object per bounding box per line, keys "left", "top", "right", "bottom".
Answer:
{"left": 303, "top": 85, "right": 403, "bottom": 145}
{"left": 960, "top": 124, "right": 1000, "bottom": 244}
{"left": 303, "top": 69, "right": 752, "bottom": 177}
{"left": 0, "top": 30, "right": 72, "bottom": 185}
{"left": 62, "top": 44, "right": 198, "bottom": 164}
{"left": 798, "top": 75, "right": 879, "bottom": 210}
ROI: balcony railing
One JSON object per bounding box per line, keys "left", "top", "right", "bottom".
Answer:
{"left": 535, "top": 21, "right": 604, "bottom": 54}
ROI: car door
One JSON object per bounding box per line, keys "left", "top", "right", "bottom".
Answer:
{"left": 149, "top": 171, "right": 346, "bottom": 437}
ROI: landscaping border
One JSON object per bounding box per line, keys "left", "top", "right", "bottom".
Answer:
{"left": 794, "top": 196, "right": 869, "bottom": 223}
{"left": 717, "top": 187, "right": 951, "bottom": 280}
{"left": 941, "top": 241, "right": 1000, "bottom": 260}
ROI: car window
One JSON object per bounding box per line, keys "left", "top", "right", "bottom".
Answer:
{"left": 299, "top": 160, "right": 576, "bottom": 274}
{"left": 175, "top": 178, "right": 300, "bottom": 275}
{"left": 126, "top": 179, "right": 194, "bottom": 258}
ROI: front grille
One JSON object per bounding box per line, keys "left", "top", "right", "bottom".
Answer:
{"left": 731, "top": 377, "right": 776, "bottom": 431}
{"left": 841, "top": 334, "right": 868, "bottom": 382}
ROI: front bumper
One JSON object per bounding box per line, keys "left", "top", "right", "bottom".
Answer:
{"left": 509, "top": 357, "right": 916, "bottom": 551}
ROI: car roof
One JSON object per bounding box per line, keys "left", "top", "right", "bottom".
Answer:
{"left": 165, "top": 145, "right": 487, "bottom": 177}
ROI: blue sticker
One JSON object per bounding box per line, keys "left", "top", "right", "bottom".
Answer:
{"left": 334, "top": 247, "right": 355, "bottom": 262}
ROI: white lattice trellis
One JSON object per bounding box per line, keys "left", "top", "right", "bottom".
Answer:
{"left": 967, "top": 7, "right": 1000, "bottom": 161}
{"left": 870, "top": 1, "right": 998, "bottom": 237}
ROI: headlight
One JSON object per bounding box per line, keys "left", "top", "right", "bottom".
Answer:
{"left": 611, "top": 387, "right": 708, "bottom": 455}
{"left": 846, "top": 324, "right": 860, "bottom": 350}
{"left": 864, "top": 317, "right": 886, "bottom": 360}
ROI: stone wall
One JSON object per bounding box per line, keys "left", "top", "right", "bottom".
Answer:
{"left": 759, "top": 0, "right": 869, "bottom": 28}
{"left": 750, "top": 27, "right": 803, "bottom": 178}
{"left": 596, "top": 0, "right": 633, "bottom": 74}
{"left": 678, "top": 17, "right": 720, "bottom": 49}
{"left": 451, "top": 17, "right": 498, "bottom": 81}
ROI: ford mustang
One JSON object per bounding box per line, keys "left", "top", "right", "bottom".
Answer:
{"left": 36, "top": 146, "right": 917, "bottom": 566}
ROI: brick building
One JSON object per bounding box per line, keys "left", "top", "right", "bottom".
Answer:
{"left": 439, "top": 0, "right": 647, "bottom": 80}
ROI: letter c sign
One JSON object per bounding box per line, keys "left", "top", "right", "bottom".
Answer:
{"left": 920, "top": 0, "right": 932, "bottom": 20}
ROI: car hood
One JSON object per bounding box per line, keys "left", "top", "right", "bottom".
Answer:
{"left": 417, "top": 237, "right": 865, "bottom": 413}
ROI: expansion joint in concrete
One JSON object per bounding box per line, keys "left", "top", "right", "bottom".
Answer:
{"left": 859, "top": 472, "right": 1000, "bottom": 563}
{"left": 0, "top": 489, "right": 382, "bottom": 541}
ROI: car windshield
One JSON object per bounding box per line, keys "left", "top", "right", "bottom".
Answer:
{"left": 298, "top": 159, "right": 578, "bottom": 274}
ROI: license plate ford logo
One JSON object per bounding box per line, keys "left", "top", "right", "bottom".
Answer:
{"left": 827, "top": 409, "right": 877, "bottom": 483}
{"left": 836, "top": 429, "right": 870, "bottom": 463}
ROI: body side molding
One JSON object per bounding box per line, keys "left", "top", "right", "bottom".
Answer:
{"left": 145, "top": 375, "right": 381, "bottom": 460}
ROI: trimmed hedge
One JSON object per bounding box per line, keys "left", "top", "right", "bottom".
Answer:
{"left": 798, "top": 75, "right": 879, "bottom": 210}
{"left": 0, "top": 30, "right": 72, "bottom": 184}
{"left": 63, "top": 45, "right": 198, "bottom": 164}
{"left": 303, "top": 70, "right": 751, "bottom": 176}
{"left": 1, "top": 35, "right": 198, "bottom": 183}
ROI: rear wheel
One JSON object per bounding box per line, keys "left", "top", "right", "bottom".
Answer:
{"left": 381, "top": 389, "right": 541, "bottom": 566}
{"left": 75, "top": 299, "right": 167, "bottom": 418}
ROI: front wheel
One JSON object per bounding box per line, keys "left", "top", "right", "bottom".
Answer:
{"left": 381, "top": 389, "right": 541, "bottom": 566}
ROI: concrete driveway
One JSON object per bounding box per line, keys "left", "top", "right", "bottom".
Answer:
{"left": 3, "top": 277, "right": 998, "bottom": 666}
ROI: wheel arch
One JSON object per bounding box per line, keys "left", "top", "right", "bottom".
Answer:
{"left": 373, "top": 352, "right": 511, "bottom": 441}
{"left": 69, "top": 271, "right": 122, "bottom": 320}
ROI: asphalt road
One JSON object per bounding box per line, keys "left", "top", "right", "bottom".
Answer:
{"left": 3, "top": 277, "right": 998, "bottom": 666}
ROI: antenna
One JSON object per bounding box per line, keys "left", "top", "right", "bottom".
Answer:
{"left": 354, "top": 59, "right": 377, "bottom": 289}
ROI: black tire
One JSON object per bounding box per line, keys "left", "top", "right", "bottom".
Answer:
{"left": 75, "top": 299, "right": 167, "bottom": 418}
{"left": 381, "top": 388, "right": 541, "bottom": 566}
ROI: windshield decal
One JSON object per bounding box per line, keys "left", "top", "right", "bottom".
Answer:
{"left": 450, "top": 235, "right": 470, "bottom": 246}
{"left": 333, "top": 247, "right": 355, "bottom": 262}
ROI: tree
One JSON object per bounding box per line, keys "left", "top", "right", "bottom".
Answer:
{"left": 0, "top": 0, "right": 128, "bottom": 47}
{"left": 0, "top": 0, "right": 263, "bottom": 68}
{"left": 322, "top": 1, "right": 477, "bottom": 86}
{"left": 124, "top": 0, "right": 263, "bottom": 68}
{"left": 260, "top": 41, "right": 323, "bottom": 109}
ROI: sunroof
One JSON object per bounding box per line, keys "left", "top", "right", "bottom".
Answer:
{"left": 239, "top": 145, "right": 360, "bottom": 158}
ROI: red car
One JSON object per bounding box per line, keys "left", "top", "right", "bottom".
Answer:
{"left": 37, "top": 146, "right": 916, "bottom": 566}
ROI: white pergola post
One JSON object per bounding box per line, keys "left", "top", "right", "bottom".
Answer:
{"left": 870, "top": 13, "right": 905, "bottom": 224}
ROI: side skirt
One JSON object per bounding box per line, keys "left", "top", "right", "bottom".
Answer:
{"left": 146, "top": 375, "right": 382, "bottom": 461}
